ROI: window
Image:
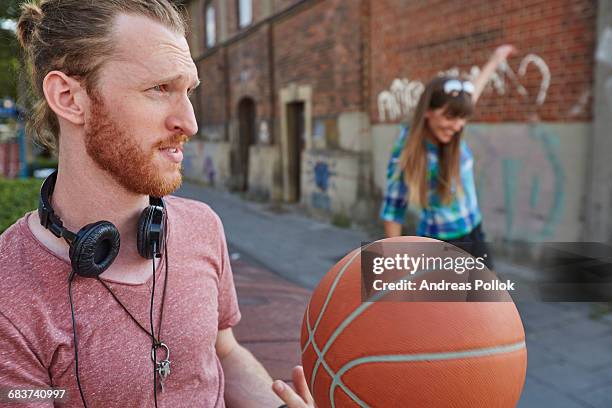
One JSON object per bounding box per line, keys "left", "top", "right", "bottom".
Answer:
{"left": 237, "top": 0, "right": 252, "bottom": 29}
{"left": 205, "top": 3, "right": 216, "bottom": 47}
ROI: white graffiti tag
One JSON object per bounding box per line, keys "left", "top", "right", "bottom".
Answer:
{"left": 377, "top": 54, "right": 551, "bottom": 122}
{"left": 517, "top": 54, "right": 551, "bottom": 105}
{"left": 377, "top": 79, "right": 424, "bottom": 122}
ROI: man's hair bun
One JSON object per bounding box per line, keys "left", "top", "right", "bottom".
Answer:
{"left": 17, "top": 2, "right": 43, "bottom": 49}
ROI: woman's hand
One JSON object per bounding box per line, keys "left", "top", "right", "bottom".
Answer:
{"left": 492, "top": 44, "right": 518, "bottom": 64}
{"left": 272, "top": 366, "right": 316, "bottom": 408}
{"left": 472, "top": 44, "right": 518, "bottom": 103}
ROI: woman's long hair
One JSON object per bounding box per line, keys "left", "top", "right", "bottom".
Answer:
{"left": 399, "top": 76, "right": 474, "bottom": 207}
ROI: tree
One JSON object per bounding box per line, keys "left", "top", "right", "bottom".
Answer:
{"left": 0, "top": 0, "right": 21, "bottom": 19}
{"left": 0, "top": 0, "right": 23, "bottom": 101}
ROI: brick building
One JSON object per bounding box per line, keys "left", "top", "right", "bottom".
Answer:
{"left": 183, "top": 0, "right": 611, "bottom": 242}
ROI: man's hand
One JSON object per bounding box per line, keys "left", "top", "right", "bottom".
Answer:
{"left": 217, "top": 328, "right": 286, "bottom": 406}
{"left": 272, "top": 366, "right": 315, "bottom": 408}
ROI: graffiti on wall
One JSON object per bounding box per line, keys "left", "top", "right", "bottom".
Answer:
{"left": 181, "top": 141, "right": 196, "bottom": 178}
{"left": 181, "top": 141, "right": 218, "bottom": 186}
{"left": 258, "top": 120, "right": 270, "bottom": 144}
{"left": 306, "top": 158, "right": 337, "bottom": 211}
{"left": 596, "top": 27, "right": 612, "bottom": 67}
{"left": 568, "top": 90, "right": 591, "bottom": 118}
{"left": 469, "top": 125, "right": 565, "bottom": 241}
{"left": 377, "top": 54, "right": 551, "bottom": 122}
{"left": 377, "top": 79, "right": 425, "bottom": 122}
{"left": 204, "top": 156, "right": 216, "bottom": 185}
{"left": 596, "top": 27, "right": 612, "bottom": 108}
{"left": 312, "top": 120, "right": 326, "bottom": 147}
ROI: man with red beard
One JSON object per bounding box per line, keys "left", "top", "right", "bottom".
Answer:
{"left": 0, "top": 1, "right": 313, "bottom": 407}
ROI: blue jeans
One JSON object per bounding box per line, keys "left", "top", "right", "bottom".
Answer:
{"left": 445, "top": 224, "right": 494, "bottom": 269}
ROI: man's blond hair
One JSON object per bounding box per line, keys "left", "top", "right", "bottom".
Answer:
{"left": 17, "top": 0, "right": 187, "bottom": 153}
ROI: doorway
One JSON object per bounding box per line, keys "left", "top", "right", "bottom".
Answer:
{"left": 286, "top": 101, "right": 305, "bottom": 202}
{"left": 237, "top": 97, "right": 256, "bottom": 191}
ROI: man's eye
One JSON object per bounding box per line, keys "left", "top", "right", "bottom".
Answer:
{"left": 151, "top": 84, "right": 168, "bottom": 93}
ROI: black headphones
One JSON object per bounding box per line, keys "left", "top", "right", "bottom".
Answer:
{"left": 38, "top": 170, "right": 166, "bottom": 278}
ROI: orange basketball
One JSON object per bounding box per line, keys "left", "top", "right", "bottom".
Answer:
{"left": 301, "top": 236, "right": 527, "bottom": 408}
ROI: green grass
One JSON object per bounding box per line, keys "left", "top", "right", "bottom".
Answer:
{"left": 589, "top": 303, "right": 612, "bottom": 320}
{"left": 331, "top": 212, "right": 352, "bottom": 229}
{"left": 0, "top": 178, "right": 43, "bottom": 234}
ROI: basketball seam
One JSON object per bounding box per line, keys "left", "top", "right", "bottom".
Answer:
{"left": 305, "top": 242, "right": 381, "bottom": 407}
{"left": 304, "top": 244, "right": 370, "bottom": 403}
{"left": 308, "top": 257, "right": 430, "bottom": 403}
{"left": 306, "top": 303, "right": 370, "bottom": 407}
{"left": 302, "top": 247, "right": 363, "bottom": 354}
{"left": 328, "top": 341, "right": 527, "bottom": 408}
{"left": 309, "top": 271, "right": 435, "bottom": 408}
{"left": 306, "top": 242, "right": 428, "bottom": 406}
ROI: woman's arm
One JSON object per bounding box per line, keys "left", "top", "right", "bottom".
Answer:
{"left": 384, "top": 221, "right": 403, "bottom": 238}
{"left": 380, "top": 127, "right": 410, "bottom": 238}
{"left": 471, "top": 44, "right": 517, "bottom": 104}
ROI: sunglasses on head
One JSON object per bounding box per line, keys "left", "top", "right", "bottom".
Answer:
{"left": 443, "top": 79, "right": 475, "bottom": 96}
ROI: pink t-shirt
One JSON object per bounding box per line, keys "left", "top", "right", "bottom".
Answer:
{"left": 0, "top": 196, "right": 241, "bottom": 407}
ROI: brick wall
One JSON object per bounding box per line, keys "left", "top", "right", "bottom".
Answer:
{"left": 371, "top": 0, "right": 596, "bottom": 123}
{"left": 225, "top": 0, "right": 269, "bottom": 38}
{"left": 192, "top": 0, "right": 369, "bottom": 139}
{"left": 196, "top": 49, "right": 227, "bottom": 134}
{"left": 189, "top": 0, "right": 596, "bottom": 128}
{"left": 221, "top": 5, "right": 275, "bottom": 188}
{"left": 186, "top": 0, "right": 204, "bottom": 58}
{"left": 272, "top": 0, "right": 305, "bottom": 13}
{"left": 273, "top": 0, "right": 365, "bottom": 117}
{"left": 227, "top": 25, "right": 273, "bottom": 121}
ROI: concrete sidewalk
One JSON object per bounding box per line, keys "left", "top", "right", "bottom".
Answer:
{"left": 177, "top": 182, "right": 370, "bottom": 290}
{"left": 176, "top": 182, "right": 612, "bottom": 408}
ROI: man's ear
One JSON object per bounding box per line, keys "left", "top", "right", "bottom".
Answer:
{"left": 42, "top": 71, "right": 89, "bottom": 126}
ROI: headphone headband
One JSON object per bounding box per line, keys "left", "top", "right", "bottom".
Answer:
{"left": 39, "top": 170, "right": 76, "bottom": 242}
{"left": 38, "top": 170, "right": 166, "bottom": 277}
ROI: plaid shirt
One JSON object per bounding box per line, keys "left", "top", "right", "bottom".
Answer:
{"left": 379, "top": 125, "right": 482, "bottom": 240}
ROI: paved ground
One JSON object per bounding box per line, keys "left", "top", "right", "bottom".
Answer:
{"left": 177, "top": 182, "right": 612, "bottom": 407}
{"left": 230, "top": 256, "right": 310, "bottom": 383}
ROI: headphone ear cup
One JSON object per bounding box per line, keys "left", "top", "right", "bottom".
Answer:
{"left": 69, "top": 221, "right": 120, "bottom": 278}
{"left": 137, "top": 204, "right": 165, "bottom": 260}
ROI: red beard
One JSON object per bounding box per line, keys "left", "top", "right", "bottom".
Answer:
{"left": 85, "top": 93, "right": 188, "bottom": 197}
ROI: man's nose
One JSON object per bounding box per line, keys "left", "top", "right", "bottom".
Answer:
{"left": 166, "top": 96, "right": 199, "bottom": 137}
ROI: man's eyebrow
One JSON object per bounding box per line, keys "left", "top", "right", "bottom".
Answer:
{"left": 152, "top": 74, "right": 201, "bottom": 89}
